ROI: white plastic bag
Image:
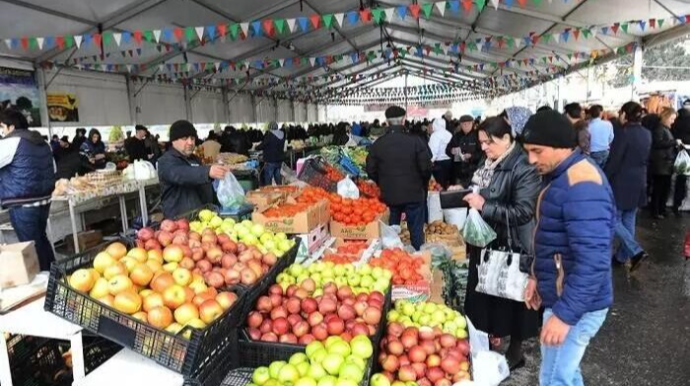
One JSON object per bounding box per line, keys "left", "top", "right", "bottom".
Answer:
{"left": 215, "top": 172, "right": 246, "bottom": 211}
{"left": 675, "top": 149, "right": 690, "bottom": 176}
{"left": 337, "top": 176, "right": 360, "bottom": 199}
{"left": 443, "top": 208, "right": 468, "bottom": 230}
{"left": 427, "top": 192, "right": 443, "bottom": 222}
{"left": 380, "top": 222, "right": 404, "bottom": 249}
{"left": 133, "top": 160, "right": 156, "bottom": 180}
{"left": 465, "top": 318, "right": 509, "bottom": 386}
{"left": 462, "top": 208, "right": 497, "bottom": 247}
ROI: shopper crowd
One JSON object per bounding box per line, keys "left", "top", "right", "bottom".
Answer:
{"left": 2, "top": 96, "right": 690, "bottom": 386}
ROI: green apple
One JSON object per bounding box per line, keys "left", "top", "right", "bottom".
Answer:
{"left": 456, "top": 328, "right": 468, "bottom": 339}
{"left": 456, "top": 316, "right": 467, "bottom": 330}
{"left": 269, "top": 361, "right": 287, "bottom": 379}
{"left": 311, "top": 348, "right": 328, "bottom": 364}
{"left": 210, "top": 216, "right": 223, "bottom": 229}
{"left": 342, "top": 264, "right": 355, "bottom": 274}
{"left": 327, "top": 341, "right": 351, "bottom": 357}
{"left": 392, "top": 381, "right": 406, "bottom": 386}
{"left": 241, "top": 219, "right": 253, "bottom": 227}
{"left": 290, "top": 353, "right": 309, "bottom": 366}
{"left": 358, "top": 265, "right": 372, "bottom": 276}
{"left": 321, "top": 268, "right": 334, "bottom": 279}
{"left": 338, "top": 363, "right": 364, "bottom": 383}
{"left": 313, "top": 288, "right": 323, "bottom": 297}
{"left": 264, "top": 379, "right": 280, "bottom": 386}
{"left": 423, "top": 302, "right": 437, "bottom": 314}
{"left": 198, "top": 209, "right": 214, "bottom": 222}
{"left": 371, "top": 267, "right": 384, "bottom": 279}
{"left": 317, "top": 376, "right": 337, "bottom": 386}
{"left": 260, "top": 233, "right": 273, "bottom": 243}
{"left": 306, "top": 341, "right": 325, "bottom": 358}
{"left": 334, "top": 277, "right": 348, "bottom": 287}
{"left": 431, "top": 310, "right": 446, "bottom": 324}
{"left": 307, "top": 362, "right": 328, "bottom": 380}
{"left": 395, "top": 300, "right": 406, "bottom": 312}
{"left": 344, "top": 355, "right": 366, "bottom": 371}
{"left": 278, "top": 364, "right": 300, "bottom": 385}
{"left": 370, "top": 374, "right": 391, "bottom": 386}
{"left": 405, "top": 382, "right": 418, "bottom": 386}
{"left": 263, "top": 240, "right": 277, "bottom": 251}
{"left": 279, "top": 240, "right": 294, "bottom": 252}
{"left": 324, "top": 336, "right": 343, "bottom": 350}
{"left": 401, "top": 302, "right": 416, "bottom": 317}
{"left": 251, "top": 224, "right": 266, "bottom": 237}
{"left": 333, "top": 265, "right": 346, "bottom": 277}
{"left": 349, "top": 335, "right": 373, "bottom": 359}
{"left": 295, "top": 378, "right": 317, "bottom": 386}
{"left": 418, "top": 314, "right": 431, "bottom": 326}
{"left": 276, "top": 232, "right": 288, "bottom": 241}
{"left": 321, "top": 353, "right": 345, "bottom": 375}
{"left": 296, "top": 362, "right": 310, "bottom": 377}
{"left": 335, "top": 379, "right": 358, "bottom": 386}
{"left": 253, "top": 367, "right": 271, "bottom": 385}
{"left": 360, "top": 276, "right": 374, "bottom": 289}
{"left": 387, "top": 310, "right": 400, "bottom": 322}
{"left": 347, "top": 274, "right": 361, "bottom": 287}
{"left": 290, "top": 264, "right": 306, "bottom": 277}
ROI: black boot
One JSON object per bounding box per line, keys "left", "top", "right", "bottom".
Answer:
{"left": 506, "top": 338, "right": 525, "bottom": 371}
{"left": 630, "top": 251, "right": 649, "bottom": 272}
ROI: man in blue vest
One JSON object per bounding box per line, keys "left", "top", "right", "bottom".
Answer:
{"left": 0, "top": 108, "right": 56, "bottom": 270}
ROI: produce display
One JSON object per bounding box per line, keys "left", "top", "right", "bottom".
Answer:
{"left": 263, "top": 203, "right": 316, "bottom": 218}
{"left": 296, "top": 187, "right": 387, "bottom": 226}
{"left": 277, "top": 262, "right": 391, "bottom": 295}
{"left": 369, "top": 249, "right": 429, "bottom": 287}
{"left": 320, "top": 146, "right": 369, "bottom": 178}
{"left": 374, "top": 320, "right": 471, "bottom": 386}
{"left": 249, "top": 336, "right": 374, "bottom": 386}
{"left": 424, "top": 222, "right": 458, "bottom": 237}
{"left": 135, "top": 217, "right": 295, "bottom": 290}
{"left": 244, "top": 282, "right": 385, "bottom": 344}
{"left": 67, "top": 241, "right": 239, "bottom": 335}
{"left": 216, "top": 152, "right": 249, "bottom": 165}
{"left": 386, "top": 301, "right": 468, "bottom": 339}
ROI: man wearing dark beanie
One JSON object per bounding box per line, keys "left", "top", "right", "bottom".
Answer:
{"left": 521, "top": 110, "right": 616, "bottom": 386}
{"left": 157, "top": 120, "right": 230, "bottom": 218}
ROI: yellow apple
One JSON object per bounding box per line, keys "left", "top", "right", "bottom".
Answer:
{"left": 89, "top": 278, "right": 110, "bottom": 299}
{"left": 103, "top": 262, "right": 127, "bottom": 280}
{"left": 93, "top": 252, "right": 116, "bottom": 274}
{"left": 69, "top": 269, "right": 95, "bottom": 293}
{"left": 172, "top": 268, "right": 192, "bottom": 286}
{"left": 163, "top": 262, "right": 179, "bottom": 272}
{"left": 108, "top": 275, "right": 134, "bottom": 296}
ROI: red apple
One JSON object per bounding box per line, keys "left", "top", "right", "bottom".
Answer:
{"left": 261, "top": 332, "right": 278, "bottom": 342}
{"left": 247, "top": 311, "right": 263, "bottom": 328}
{"left": 381, "top": 354, "right": 400, "bottom": 372}
{"left": 312, "top": 323, "right": 328, "bottom": 341}
{"left": 272, "top": 317, "right": 289, "bottom": 335}
{"left": 440, "top": 356, "right": 461, "bottom": 375}
{"left": 440, "top": 334, "right": 457, "bottom": 348}
{"left": 298, "top": 334, "right": 315, "bottom": 345}
{"left": 387, "top": 322, "right": 404, "bottom": 338}
{"left": 318, "top": 298, "right": 337, "bottom": 315}
{"left": 279, "top": 333, "right": 298, "bottom": 344}
{"left": 426, "top": 354, "right": 441, "bottom": 368}
{"left": 338, "top": 304, "right": 356, "bottom": 321}
{"left": 285, "top": 297, "right": 302, "bottom": 315}
{"left": 270, "top": 306, "right": 287, "bottom": 320}
{"left": 292, "top": 321, "right": 309, "bottom": 338}
{"left": 363, "top": 307, "right": 382, "bottom": 325}
{"left": 387, "top": 339, "right": 404, "bottom": 356}
{"left": 326, "top": 317, "right": 345, "bottom": 335}
{"left": 247, "top": 327, "right": 261, "bottom": 340}
{"left": 409, "top": 345, "right": 427, "bottom": 363}
{"left": 398, "top": 365, "right": 417, "bottom": 382}
{"left": 268, "top": 284, "right": 283, "bottom": 296}
{"left": 301, "top": 298, "right": 318, "bottom": 314}
{"left": 426, "top": 367, "right": 445, "bottom": 383}
{"left": 259, "top": 319, "right": 273, "bottom": 334}
{"left": 256, "top": 296, "right": 272, "bottom": 312}
{"left": 308, "top": 312, "right": 324, "bottom": 327}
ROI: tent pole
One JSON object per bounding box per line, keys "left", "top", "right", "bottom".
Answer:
{"left": 37, "top": 67, "right": 51, "bottom": 137}
{"left": 632, "top": 44, "right": 644, "bottom": 102}
{"left": 404, "top": 73, "right": 408, "bottom": 110}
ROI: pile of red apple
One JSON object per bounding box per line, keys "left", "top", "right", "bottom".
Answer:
{"left": 245, "top": 280, "right": 386, "bottom": 345}
{"left": 136, "top": 219, "right": 278, "bottom": 290}
{"left": 376, "top": 322, "right": 471, "bottom": 386}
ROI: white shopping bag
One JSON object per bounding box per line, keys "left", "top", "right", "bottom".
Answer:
{"left": 427, "top": 192, "right": 443, "bottom": 222}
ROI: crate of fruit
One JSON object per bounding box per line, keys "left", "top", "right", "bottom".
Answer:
{"left": 44, "top": 240, "right": 246, "bottom": 375}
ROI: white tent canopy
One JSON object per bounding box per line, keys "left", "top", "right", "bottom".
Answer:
{"left": 2, "top": 0, "right": 690, "bottom": 127}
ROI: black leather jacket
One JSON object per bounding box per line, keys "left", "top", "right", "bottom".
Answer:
{"left": 478, "top": 146, "right": 540, "bottom": 254}
{"left": 650, "top": 124, "right": 677, "bottom": 176}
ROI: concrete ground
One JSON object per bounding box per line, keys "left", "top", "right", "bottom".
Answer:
{"left": 502, "top": 215, "right": 690, "bottom": 386}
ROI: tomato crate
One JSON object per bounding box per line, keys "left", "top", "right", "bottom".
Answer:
{"left": 44, "top": 245, "right": 247, "bottom": 376}
{"left": 297, "top": 157, "right": 338, "bottom": 192}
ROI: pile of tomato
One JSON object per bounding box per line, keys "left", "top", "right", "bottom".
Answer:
{"left": 369, "top": 248, "right": 428, "bottom": 286}
{"left": 263, "top": 203, "right": 312, "bottom": 217}
{"left": 330, "top": 196, "right": 386, "bottom": 226}
{"left": 323, "top": 241, "right": 369, "bottom": 265}
{"left": 295, "top": 186, "right": 332, "bottom": 204}
{"left": 335, "top": 241, "right": 369, "bottom": 255}
{"left": 260, "top": 185, "right": 300, "bottom": 194}
{"left": 325, "top": 165, "right": 345, "bottom": 182}
{"left": 357, "top": 180, "right": 381, "bottom": 199}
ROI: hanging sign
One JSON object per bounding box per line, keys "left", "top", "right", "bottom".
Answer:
{"left": 47, "top": 92, "right": 79, "bottom": 122}
{"left": 0, "top": 67, "right": 42, "bottom": 127}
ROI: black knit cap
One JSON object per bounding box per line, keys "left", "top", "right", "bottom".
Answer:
{"left": 459, "top": 115, "right": 474, "bottom": 123}
{"left": 521, "top": 110, "right": 577, "bottom": 149}
{"left": 385, "top": 105, "right": 406, "bottom": 119}
{"left": 169, "top": 120, "right": 197, "bottom": 142}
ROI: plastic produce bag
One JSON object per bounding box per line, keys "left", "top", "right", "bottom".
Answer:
{"left": 214, "top": 172, "right": 246, "bottom": 211}
{"left": 427, "top": 192, "right": 443, "bottom": 222}
{"left": 133, "top": 160, "right": 156, "bottom": 180}
{"left": 443, "top": 207, "right": 467, "bottom": 230}
{"left": 337, "top": 176, "right": 360, "bottom": 199}
{"left": 381, "top": 222, "right": 404, "bottom": 249}
{"left": 675, "top": 149, "right": 690, "bottom": 176}
{"left": 462, "top": 208, "right": 497, "bottom": 247}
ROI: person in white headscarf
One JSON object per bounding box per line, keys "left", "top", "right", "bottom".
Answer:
{"left": 428, "top": 118, "right": 453, "bottom": 189}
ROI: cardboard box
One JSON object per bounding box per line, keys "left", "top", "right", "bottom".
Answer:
{"left": 329, "top": 210, "right": 390, "bottom": 240}
{"left": 252, "top": 199, "right": 329, "bottom": 234}
{"left": 246, "top": 191, "right": 284, "bottom": 212}
{"left": 64, "top": 230, "right": 103, "bottom": 253}
{"left": 425, "top": 232, "right": 467, "bottom": 262}
{"left": 0, "top": 242, "right": 40, "bottom": 289}
{"left": 389, "top": 251, "right": 433, "bottom": 302}
{"left": 429, "top": 269, "right": 446, "bottom": 303}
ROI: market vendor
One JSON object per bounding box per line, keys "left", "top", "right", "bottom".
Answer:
{"left": 446, "top": 115, "right": 481, "bottom": 187}
{"left": 0, "top": 108, "right": 56, "bottom": 271}
{"left": 80, "top": 128, "right": 107, "bottom": 169}
{"left": 125, "top": 125, "right": 154, "bottom": 162}
{"left": 157, "top": 120, "right": 230, "bottom": 218}
{"left": 366, "top": 106, "right": 432, "bottom": 250}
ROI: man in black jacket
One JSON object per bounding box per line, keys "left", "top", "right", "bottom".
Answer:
{"left": 158, "top": 120, "right": 229, "bottom": 218}
{"left": 446, "top": 115, "right": 481, "bottom": 187}
{"left": 257, "top": 121, "right": 286, "bottom": 186}
{"left": 366, "top": 106, "right": 432, "bottom": 250}
{"left": 125, "top": 125, "right": 153, "bottom": 162}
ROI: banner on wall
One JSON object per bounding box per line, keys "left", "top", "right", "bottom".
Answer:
{"left": 0, "top": 67, "right": 42, "bottom": 127}
{"left": 47, "top": 92, "right": 79, "bottom": 122}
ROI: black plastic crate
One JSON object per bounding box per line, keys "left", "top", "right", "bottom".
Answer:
{"left": 238, "top": 284, "right": 392, "bottom": 364}
{"left": 44, "top": 245, "right": 247, "bottom": 376}
{"left": 297, "top": 157, "right": 337, "bottom": 192}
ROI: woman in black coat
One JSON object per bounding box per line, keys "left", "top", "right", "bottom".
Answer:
{"left": 650, "top": 107, "right": 679, "bottom": 218}
{"left": 461, "top": 117, "right": 540, "bottom": 370}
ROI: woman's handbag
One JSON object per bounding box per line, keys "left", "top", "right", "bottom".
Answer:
{"left": 475, "top": 211, "right": 530, "bottom": 302}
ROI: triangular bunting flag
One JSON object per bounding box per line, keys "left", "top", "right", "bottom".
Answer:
{"left": 239, "top": 23, "right": 249, "bottom": 38}
{"left": 4, "top": 39, "right": 11, "bottom": 49}
{"left": 279, "top": 58, "right": 285, "bottom": 67}
{"left": 621, "top": 23, "right": 629, "bottom": 34}
{"left": 286, "top": 18, "right": 297, "bottom": 33}
{"left": 409, "top": 4, "right": 421, "bottom": 18}
{"left": 252, "top": 21, "right": 262, "bottom": 37}
{"left": 113, "top": 33, "right": 122, "bottom": 46}
{"left": 421, "top": 3, "right": 433, "bottom": 18}
{"left": 372, "top": 9, "right": 385, "bottom": 24}
{"left": 490, "top": 0, "right": 499, "bottom": 9}
{"left": 476, "top": 0, "right": 486, "bottom": 11}
{"left": 658, "top": 18, "right": 665, "bottom": 28}
{"left": 397, "top": 6, "right": 407, "bottom": 19}
{"left": 436, "top": 2, "right": 446, "bottom": 16}
{"left": 185, "top": 27, "right": 195, "bottom": 42}
{"left": 74, "top": 35, "right": 82, "bottom": 48}
{"left": 309, "top": 57, "right": 316, "bottom": 67}
{"left": 347, "top": 11, "right": 359, "bottom": 25}
{"left": 552, "top": 33, "right": 560, "bottom": 43}
{"left": 323, "top": 14, "right": 334, "bottom": 28}
{"left": 263, "top": 19, "right": 274, "bottom": 35}
{"left": 273, "top": 19, "right": 285, "bottom": 34}
{"left": 384, "top": 8, "right": 395, "bottom": 22}
{"left": 298, "top": 17, "right": 309, "bottom": 31}
{"left": 195, "top": 26, "right": 205, "bottom": 41}
{"left": 230, "top": 24, "right": 240, "bottom": 39}
{"left": 310, "top": 14, "right": 320, "bottom": 29}
{"left": 334, "top": 13, "right": 345, "bottom": 27}
{"left": 153, "top": 29, "right": 161, "bottom": 43}
{"left": 36, "top": 37, "right": 44, "bottom": 50}
{"left": 461, "top": 0, "right": 473, "bottom": 12}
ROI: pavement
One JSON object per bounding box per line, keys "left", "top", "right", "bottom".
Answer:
{"left": 502, "top": 215, "right": 690, "bottom": 386}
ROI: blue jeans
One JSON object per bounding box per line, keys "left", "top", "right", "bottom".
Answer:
{"left": 262, "top": 162, "right": 283, "bottom": 186}
{"left": 389, "top": 202, "right": 425, "bottom": 251}
{"left": 540, "top": 308, "right": 608, "bottom": 386}
{"left": 614, "top": 208, "right": 643, "bottom": 262}
{"left": 589, "top": 151, "right": 609, "bottom": 169}
{"left": 9, "top": 204, "right": 55, "bottom": 271}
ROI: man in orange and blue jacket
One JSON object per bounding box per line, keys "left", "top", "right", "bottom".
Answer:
{"left": 521, "top": 110, "right": 616, "bottom": 386}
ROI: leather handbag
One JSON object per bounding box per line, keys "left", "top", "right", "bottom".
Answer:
{"left": 439, "top": 189, "right": 472, "bottom": 209}
{"left": 475, "top": 211, "right": 530, "bottom": 302}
